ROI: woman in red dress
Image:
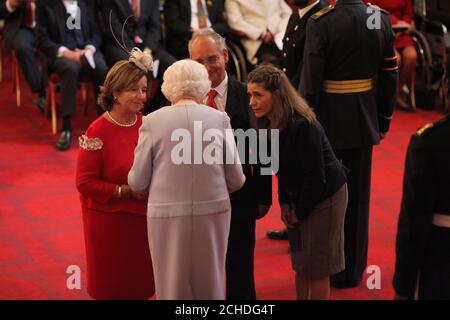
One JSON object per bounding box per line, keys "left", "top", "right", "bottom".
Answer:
{"left": 368, "top": 0, "right": 417, "bottom": 110}
{"left": 76, "top": 49, "right": 155, "bottom": 299}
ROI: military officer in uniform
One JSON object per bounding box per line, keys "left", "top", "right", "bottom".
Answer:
{"left": 300, "top": 0, "right": 398, "bottom": 288}
{"left": 393, "top": 115, "right": 450, "bottom": 300}
{"left": 267, "top": 0, "right": 327, "bottom": 241}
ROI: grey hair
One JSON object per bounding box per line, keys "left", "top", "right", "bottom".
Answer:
{"left": 161, "top": 59, "right": 211, "bottom": 104}
{"left": 188, "top": 28, "right": 227, "bottom": 54}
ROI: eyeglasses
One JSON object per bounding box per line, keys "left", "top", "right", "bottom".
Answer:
{"left": 195, "top": 55, "right": 221, "bottom": 66}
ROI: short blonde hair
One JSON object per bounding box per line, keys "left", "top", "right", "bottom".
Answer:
{"left": 97, "top": 61, "right": 150, "bottom": 111}
{"left": 161, "top": 59, "right": 211, "bottom": 104}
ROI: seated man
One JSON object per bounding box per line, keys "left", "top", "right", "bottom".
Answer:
{"left": 137, "top": 0, "right": 176, "bottom": 79}
{"left": 164, "top": 0, "right": 229, "bottom": 59}
{"left": 0, "top": 0, "right": 46, "bottom": 110}
{"left": 96, "top": 0, "right": 176, "bottom": 113}
{"left": 225, "top": 0, "right": 292, "bottom": 66}
{"left": 35, "top": 0, "right": 108, "bottom": 150}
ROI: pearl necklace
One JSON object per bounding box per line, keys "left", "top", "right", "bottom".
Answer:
{"left": 106, "top": 111, "right": 137, "bottom": 127}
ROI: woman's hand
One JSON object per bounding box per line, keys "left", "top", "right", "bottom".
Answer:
{"left": 281, "top": 205, "right": 300, "bottom": 228}
{"left": 131, "top": 190, "right": 148, "bottom": 201}
{"left": 281, "top": 204, "right": 291, "bottom": 227}
{"left": 289, "top": 209, "right": 300, "bottom": 226}
{"left": 257, "top": 205, "right": 270, "bottom": 219}
{"left": 116, "top": 185, "right": 148, "bottom": 200}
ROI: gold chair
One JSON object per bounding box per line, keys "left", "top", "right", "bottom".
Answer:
{"left": 11, "top": 51, "right": 21, "bottom": 107}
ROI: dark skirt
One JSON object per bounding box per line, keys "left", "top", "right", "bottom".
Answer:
{"left": 288, "top": 183, "right": 348, "bottom": 279}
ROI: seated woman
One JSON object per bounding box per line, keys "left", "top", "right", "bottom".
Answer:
{"left": 369, "top": 0, "right": 418, "bottom": 111}
{"left": 76, "top": 48, "right": 155, "bottom": 299}
{"left": 247, "top": 64, "right": 348, "bottom": 300}
{"left": 128, "top": 59, "right": 246, "bottom": 300}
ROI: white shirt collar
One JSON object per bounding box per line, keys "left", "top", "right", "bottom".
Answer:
{"left": 212, "top": 73, "right": 228, "bottom": 97}
{"left": 298, "top": 0, "right": 320, "bottom": 19}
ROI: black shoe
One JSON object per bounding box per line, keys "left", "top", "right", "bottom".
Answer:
{"left": 396, "top": 101, "right": 415, "bottom": 112}
{"left": 267, "top": 228, "right": 289, "bottom": 240}
{"left": 55, "top": 130, "right": 72, "bottom": 151}
{"left": 33, "top": 96, "right": 46, "bottom": 113}
{"left": 330, "top": 279, "right": 361, "bottom": 289}
{"left": 331, "top": 273, "right": 361, "bottom": 289}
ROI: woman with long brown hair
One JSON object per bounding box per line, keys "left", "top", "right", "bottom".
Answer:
{"left": 247, "top": 64, "right": 348, "bottom": 299}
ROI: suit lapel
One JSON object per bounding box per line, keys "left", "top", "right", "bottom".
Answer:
{"left": 54, "top": 0, "right": 66, "bottom": 44}
{"left": 284, "top": 12, "right": 301, "bottom": 38}
{"left": 225, "top": 75, "right": 237, "bottom": 115}
{"left": 183, "top": 0, "right": 192, "bottom": 24}
{"left": 78, "top": 0, "right": 89, "bottom": 41}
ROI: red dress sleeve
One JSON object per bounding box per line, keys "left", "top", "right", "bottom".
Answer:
{"left": 76, "top": 125, "right": 116, "bottom": 204}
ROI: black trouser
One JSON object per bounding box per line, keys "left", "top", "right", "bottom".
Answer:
{"left": 13, "top": 28, "right": 43, "bottom": 94}
{"left": 49, "top": 52, "right": 108, "bottom": 120}
{"left": 331, "top": 147, "right": 373, "bottom": 285}
{"left": 226, "top": 203, "right": 257, "bottom": 300}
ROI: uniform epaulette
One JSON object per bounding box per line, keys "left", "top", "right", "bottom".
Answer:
{"left": 311, "top": 5, "right": 335, "bottom": 20}
{"left": 416, "top": 123, "right": 433, "bottom": 136}
{"left": 366, "top": 3, "right": 389, "bottom": 15}
{"left": 416, "top": 116, "right": 450, "bottom": 136}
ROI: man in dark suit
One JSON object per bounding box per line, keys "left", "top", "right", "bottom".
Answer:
{"left": 393, "top": 115, "right": 450, "bottom": 300}
{"left": 189, "top": 29, "right": 272, "bottom": 300}
{"left": 267, "top": 0, "right": 327, "bottom": 241}
{"left": 300, "top": 0, "right": 398, "bottom": 288}
{"left": 137, "top": 0, "right": 176, "bottom": 78}
{"left": 136, "top": 0, "right": 176, "bottom": 113}
{"left": 0, "top": 0, "right": 46, "bottom": 110}
{"left": 96, "top": 0, "right": 138, "bottom": 64}
{"left": 36, "top": 0, "right": 108, "bottom": 150}
{"left": 164, "top": 0, "right": 229, "bottom": 59}
{"left": 96, "top": 0, "right": 176, "bottom": 113}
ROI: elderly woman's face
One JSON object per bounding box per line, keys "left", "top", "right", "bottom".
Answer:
{"left": 247, "top": 82, "right": 274, "bottom": 119}
{"left": 115, "top": 76, "right": 147, "bottom": 113}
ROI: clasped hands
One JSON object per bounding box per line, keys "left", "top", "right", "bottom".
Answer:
{"left": 261, "top": 31, "right": 274, "bottom": 44}
{"left": 62, "top": 48, "right": 94, "bottom": 65}
{"left": 281, "top": 204, "right": 300, "bottom": 228}
{"left": 115, "top": 185, "right": 148, "bottom": 201}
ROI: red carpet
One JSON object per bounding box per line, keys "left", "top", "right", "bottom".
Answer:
{"left": 0, "top": 60, "right": 444, "bottom": 300}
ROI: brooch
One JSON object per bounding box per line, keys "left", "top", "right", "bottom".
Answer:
{"left": 79, "top": 134, "right": 103, "bottom": 151}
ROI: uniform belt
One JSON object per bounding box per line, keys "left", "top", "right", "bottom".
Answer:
{"left": 432, "top": 214, "right": 450, "bottom": 228}
{"left": 323, "top": 79, "right": 374, "bottom": 94}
